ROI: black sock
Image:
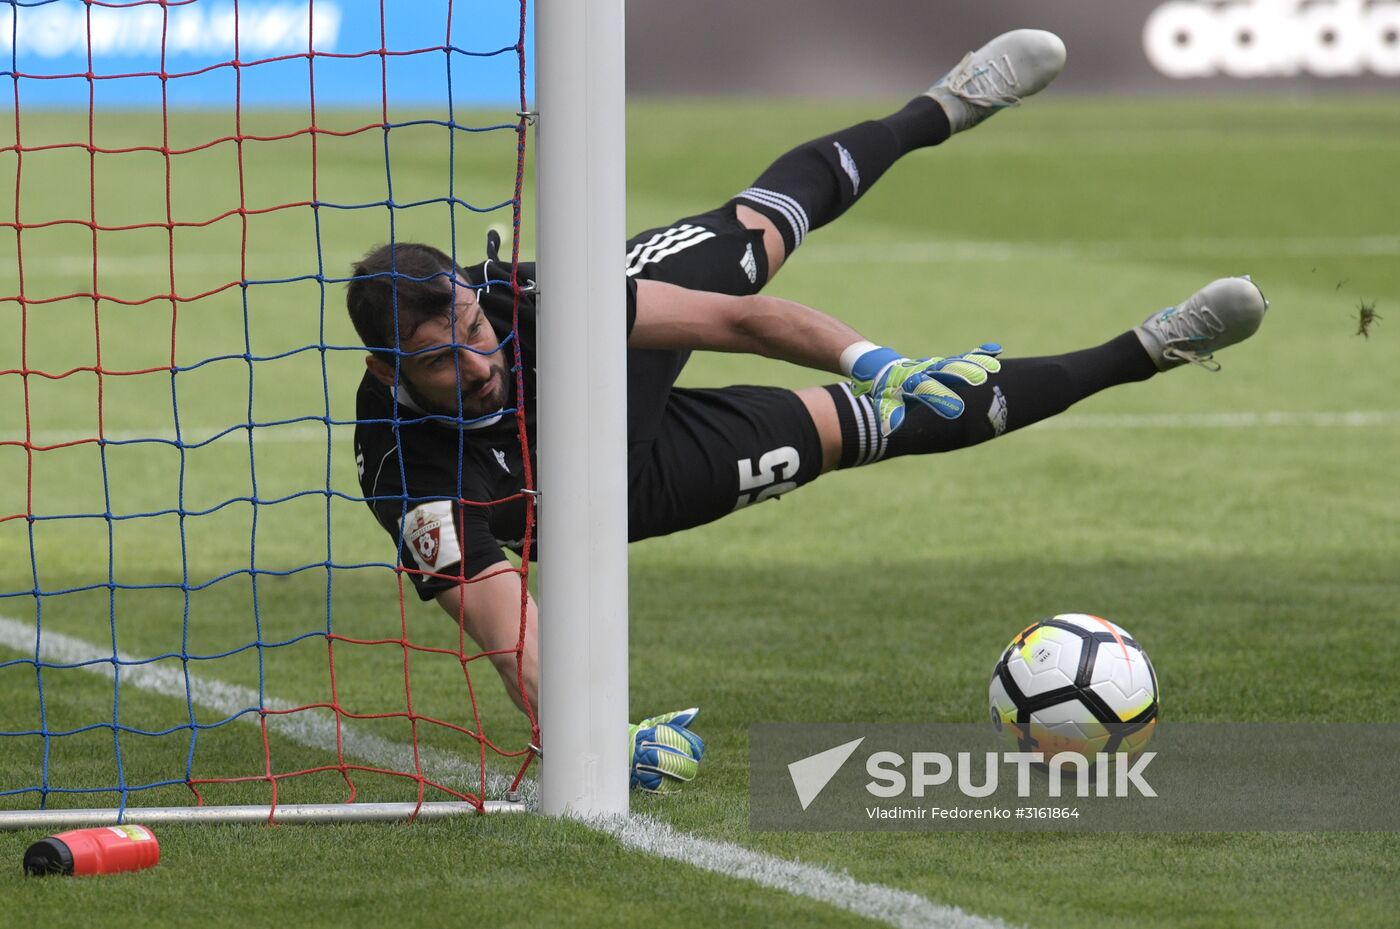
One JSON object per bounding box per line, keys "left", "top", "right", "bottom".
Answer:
{"left": 826, "top": 333, "right": 1158, "bottom": 468}
{"left": 735, "top": 96, "right": 950, "bottom": 254}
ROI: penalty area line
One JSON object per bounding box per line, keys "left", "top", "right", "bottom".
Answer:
{"left": 0, "top": 617, "right": 1013, "bottom": 929}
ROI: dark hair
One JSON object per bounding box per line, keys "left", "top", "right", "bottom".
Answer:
{"left": 346, "top": 242, "right": 466, "bottom": 362}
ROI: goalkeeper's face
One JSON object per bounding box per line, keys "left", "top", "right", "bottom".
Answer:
{"left": 368, "top": 279, "right": 510, "bottom": 419}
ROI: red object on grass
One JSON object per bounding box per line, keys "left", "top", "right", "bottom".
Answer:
{"left": 23, "top": 825, "right": 160, "bottom": 876}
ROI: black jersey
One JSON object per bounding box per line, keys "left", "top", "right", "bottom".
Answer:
{"left": 353, "top": 258, "right": 639, "bottom": 597}
{"left": 354, "top": 203, "right": 826, "bottom": 602}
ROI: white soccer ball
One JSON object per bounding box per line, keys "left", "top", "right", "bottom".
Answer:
{"left": 988, "top": 613, "right": 1158, "bottom": 757}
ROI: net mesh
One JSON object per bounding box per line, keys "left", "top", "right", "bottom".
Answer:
{"left": 0, "top": 0, "right": 537, "bottom": 818}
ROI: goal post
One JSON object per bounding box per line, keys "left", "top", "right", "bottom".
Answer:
{"left": 0, "top": 801, "right": 523, "bottom": 831}
{"left": 535, "top": 0, "right": 630, "bottom": 818}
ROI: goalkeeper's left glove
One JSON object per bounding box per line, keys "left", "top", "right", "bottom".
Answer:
{"left": 845, "top": 342, "right": 1003, "bottom": 437}
{"left": 629, "top": 707, "right": 705, "bottom": 793}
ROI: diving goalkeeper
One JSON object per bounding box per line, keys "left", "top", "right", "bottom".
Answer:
{"left": 346, "top": 30, "right": 1268, "bottom": 791}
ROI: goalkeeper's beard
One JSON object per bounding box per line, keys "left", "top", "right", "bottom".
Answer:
{"left": 404, "top": 365, "right": 511, "bottom": 420}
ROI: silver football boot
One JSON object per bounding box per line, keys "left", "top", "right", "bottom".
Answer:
{"left": 1135, "top": 277, "right": 1270, "bottom": 371}
{"left": 927, "top": 29, "right": 1068, "bottom": 135}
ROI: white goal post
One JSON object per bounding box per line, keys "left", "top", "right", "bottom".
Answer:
{"left": 536, "top": 0, "right": 631, "bottom": 818}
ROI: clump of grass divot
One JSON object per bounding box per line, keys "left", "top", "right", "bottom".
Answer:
{"left": 1355, "top": 300, "right": 1380, "bottom": 339}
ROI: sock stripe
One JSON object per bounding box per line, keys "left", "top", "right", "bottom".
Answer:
{"left": 736, "top": 187, "right": 809, "bottom": 248}
{"left": 733, "top": 184, "right": 812, "bottom": 240}
{"left": 834, "top": 383, "right": 885, "bottom": 467}
{"left": 861, "top": 393, "right": 886, "bottom": 465}
{"left": 841, "top": 383, "right": 873, "bottom": 465}
{"left": 842, "top": 383, "right": 869, "bottom": 464}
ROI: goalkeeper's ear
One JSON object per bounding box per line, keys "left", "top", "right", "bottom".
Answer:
{"left": 365, "top": 354, "right": 396, "bottom": 387}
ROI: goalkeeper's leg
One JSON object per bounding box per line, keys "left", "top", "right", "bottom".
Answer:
{"left": 627, "top": 333, "right": 1155, "bottom": 538}
{"left": 805, "top": 332, "right": 1160, "bottom": 471}
{"left": 806, "top": 275, "right": 1268, "bottom": 468}
{"left": 734, "top": 29, "right": 1066, "bottom": 279}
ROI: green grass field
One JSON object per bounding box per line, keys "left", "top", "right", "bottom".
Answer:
{"left": 3, "top": 96, "right": 1399, "bottom": 928}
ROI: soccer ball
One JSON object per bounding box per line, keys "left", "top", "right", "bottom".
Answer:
{"left": 988, "top": 613, "right": 1158, "bottom": 757}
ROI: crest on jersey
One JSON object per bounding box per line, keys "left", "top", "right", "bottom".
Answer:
{"left": 404, "top": 501, "right": 462, "bottom": 573}
{"left": 493, "top": 448, "right": 510, "bottom": 473}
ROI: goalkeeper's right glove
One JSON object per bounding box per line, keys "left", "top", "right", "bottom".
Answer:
{"left": 845, "top": 342, "right": 1003, "bottom": 436}
{"left": 629, "top": 707, "right": 705, "bottom": 793}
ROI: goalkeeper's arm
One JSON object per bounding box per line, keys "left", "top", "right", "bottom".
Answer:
{"left": 628, "top": 279, "right": 1001, "bottom": 435}
{"left": 435, "top": 567, "right": 539, "bottom": 716}
{"left": 434, "top": 570, "right": 706, "bottom": 792}
{"left": 628, "top": 278, "right": 863, "bottom": 375}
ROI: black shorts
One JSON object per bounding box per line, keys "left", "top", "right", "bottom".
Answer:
{"left": 628, "top": 384, "right": 824, "bottom": 542}
{"left": 625, "top": 200, "right": 770, "bottom": 296}
{"left": 623, "top": 202, "right": 825, "bottom": 541}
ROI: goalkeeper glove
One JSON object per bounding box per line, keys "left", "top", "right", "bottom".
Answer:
{"left": 846, "top": 342, "right": 1004, "bottom": 436}
{"left": 629, "top": 707, "right": 705, "bottom": 793}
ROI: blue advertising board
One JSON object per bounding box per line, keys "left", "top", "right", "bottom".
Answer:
{"left": 1, "top": 0, "right": 534, "bottom": 107}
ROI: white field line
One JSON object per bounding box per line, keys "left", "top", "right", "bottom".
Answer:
{"left": 593, "top": 812, "right": 1011, "bottom": 929}
{"left": 14, "top": 410, "right": 1400, "bottom": 450}
{"left": 0, "top": 615, "right": 1013, "bottom": 929}
{"left": 7, "top": 233, "right": 1398, "bottom": 279}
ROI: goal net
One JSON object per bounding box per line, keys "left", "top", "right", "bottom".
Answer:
{"left": 0, "top": 0, "right": 544, "bottom": 824}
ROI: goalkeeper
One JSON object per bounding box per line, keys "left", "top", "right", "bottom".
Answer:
{"left": 346, "top": 31, "right": 1268, "bottom": 791}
